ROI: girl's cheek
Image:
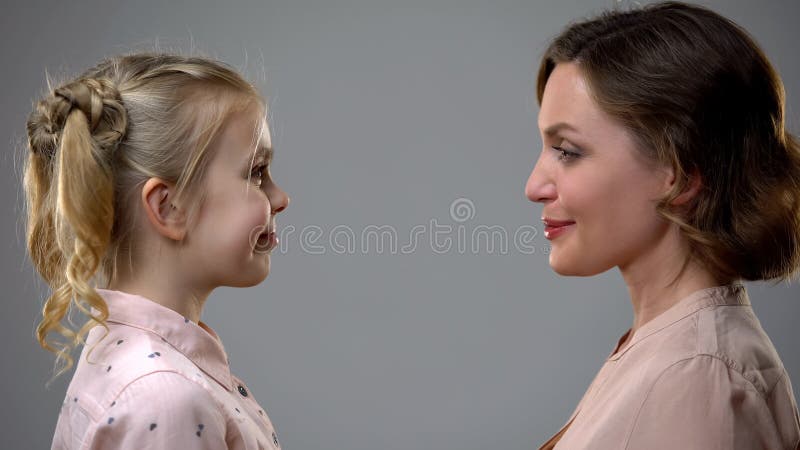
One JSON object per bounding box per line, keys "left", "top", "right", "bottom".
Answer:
{"left": 247, "top": 194, "right": 270, "bottom": 221}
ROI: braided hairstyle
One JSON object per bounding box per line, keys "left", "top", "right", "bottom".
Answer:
{"left": 24, "top": 53, "right": 263, "bottom": 377}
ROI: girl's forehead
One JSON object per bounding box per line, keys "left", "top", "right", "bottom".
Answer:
{"left": 236, "top": 107, "right": 271, "bottom": 149}
{"left": 249, "top": 114, "right": 273, "bottom": 161}
{"left": 259, "top": 119, "right": 272, "bottom": 149}
{"left": 208, "top": 106, "right": 272, "bottom": 167}
{"left": 245, "top": 106, "right": 270, "bottom": 147}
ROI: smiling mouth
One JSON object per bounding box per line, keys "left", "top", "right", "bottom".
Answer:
{"left": 542, "top": 218, "right": 576, "bottom": 240}
{"left": 257, "top": 230, "right": 277, "bottom": 247}
{"left": 252, "top": 224, "right": 278, "bottom": 253}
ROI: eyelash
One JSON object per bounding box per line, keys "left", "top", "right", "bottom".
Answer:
{"left": 552, "top": 146, "right": 580, "bottom": 163}
{"left": 250, "top": 164, "right": 268, "bottom": 185}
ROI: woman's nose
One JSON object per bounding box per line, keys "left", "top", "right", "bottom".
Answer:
{"left": 525, "top": 153, "right": 556, "bottom": 204}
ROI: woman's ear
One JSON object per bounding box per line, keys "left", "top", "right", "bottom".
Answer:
{"left": 667, "top": 167, "right": 703, "bottom": 206}
{"left": 141, "top": 178, "right": 187, "bottom": 241}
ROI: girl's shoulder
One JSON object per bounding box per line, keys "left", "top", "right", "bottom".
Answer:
{"left": 66, "top": 322, "right": 214, "bottom": 421}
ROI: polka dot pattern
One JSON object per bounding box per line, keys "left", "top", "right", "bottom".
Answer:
{"left": 54, "top": 288, "right": 282, "bottom": 449}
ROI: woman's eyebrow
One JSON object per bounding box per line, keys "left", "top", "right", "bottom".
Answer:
{"left": 541, "top": 122, "right": 580, "bottom": 137}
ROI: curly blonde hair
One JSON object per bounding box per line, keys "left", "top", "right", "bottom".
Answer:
{"left": 24, "top": 53, "right": 264, "bottom": 377}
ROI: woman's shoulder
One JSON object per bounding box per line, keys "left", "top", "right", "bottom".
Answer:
{"left": 628, "top": 296, "right": 787, "bottom": 398}
{"left": 620, "top": 306, "right": 799, "bottom": 448}
{"left": 690, "top": 301, "right": 786, "bottom": 397}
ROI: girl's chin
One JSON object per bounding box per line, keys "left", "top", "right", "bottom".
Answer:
{"left": 229, "top": 273, "right": 270, "bottom": 288}
{"left": 225, "top": 260, "right": 271, "bottom": 287}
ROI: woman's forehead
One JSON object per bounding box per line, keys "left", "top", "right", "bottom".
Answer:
{"left": 539, "top": 65, "right": 598, "bottom": 135}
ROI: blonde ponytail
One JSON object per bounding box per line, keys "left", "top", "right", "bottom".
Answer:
{"left": 26, "top": 77, "right": 126, "bottom": 376}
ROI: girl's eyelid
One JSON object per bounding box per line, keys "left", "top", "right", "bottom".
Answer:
{"left": 248, "top": 163, "right": 268, "bottom": 183}
{"left": 250, "top": 162, "right": 275, "bottom": 189}
{"left": 251, "top": 161, "right": 269, "bottom": 173}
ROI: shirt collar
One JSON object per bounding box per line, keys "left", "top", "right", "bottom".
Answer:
{"left": 608, "top": 282, "right": 749, "bottom": 361}
{"left": 95, "top": 288, "right": 234, "bottom": 391}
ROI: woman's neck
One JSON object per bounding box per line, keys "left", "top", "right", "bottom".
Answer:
{"left": 619, "top": 227, "right": 723, "bottom": 336}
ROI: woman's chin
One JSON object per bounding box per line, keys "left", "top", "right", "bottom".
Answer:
{"left": 549, "top": 253, "right": 605, "bottom": 277}
{"left": 550, "top": 262, "right": 581, "bottom": 276}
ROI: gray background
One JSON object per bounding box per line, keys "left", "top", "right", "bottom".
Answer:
{"left": 2, "top": 0, "right": 798, "bottom": 449}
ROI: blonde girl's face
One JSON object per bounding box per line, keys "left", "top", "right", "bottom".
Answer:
{"left": 525, "top": 63, "right": 671, "bottom": 276}
{"left": 184, "top": 103, "right": 290, "bottom": 289}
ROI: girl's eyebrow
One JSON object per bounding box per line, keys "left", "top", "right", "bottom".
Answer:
{"left": 260, "top": 146, "right": 273, "bottom": 162}
{"left": 247, "top": 146, "right": 273, "bottom": 166}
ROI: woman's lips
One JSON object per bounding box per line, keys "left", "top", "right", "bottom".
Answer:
{"left": 542, "top": 218, "right": 576, "bottom": 240}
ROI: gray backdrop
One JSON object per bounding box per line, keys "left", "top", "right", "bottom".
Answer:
{"left": 2, "top": 1, "right": 798, "bottom": 449}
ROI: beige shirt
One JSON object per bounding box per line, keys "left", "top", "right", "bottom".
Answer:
{"left": 540, "top": 284, "right": 800, "bottom": 450}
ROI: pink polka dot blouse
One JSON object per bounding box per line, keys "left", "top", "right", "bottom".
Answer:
{"left": 51, "top": 288, "right": 281, "bottom": 450}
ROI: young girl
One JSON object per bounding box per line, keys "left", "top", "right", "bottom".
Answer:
{"left": 25, "top": 53, "right": 289, "bottom": 449}
{"left": 526, "top": 2, "right": 800, "bottom": 449}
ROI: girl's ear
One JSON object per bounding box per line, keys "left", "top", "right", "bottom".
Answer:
{"left": 141, "top": 177, "right": 187, "bottom": 241}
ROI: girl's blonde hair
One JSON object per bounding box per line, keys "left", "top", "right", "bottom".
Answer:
{"left": 24, "top": 53, "right": 264, "bottom": 377}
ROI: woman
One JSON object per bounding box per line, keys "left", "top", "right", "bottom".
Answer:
{"left": 525, "top": 2, "right": 800, "bottom": 448}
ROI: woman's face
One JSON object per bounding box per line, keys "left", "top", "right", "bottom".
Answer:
{"left": 525, "top": 62, "right": 672, "bottom": 276}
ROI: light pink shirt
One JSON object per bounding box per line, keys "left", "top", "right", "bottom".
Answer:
{"left": 541, "top": 283, "right": 800, "bottom": 450}
{"left": 51, "top": 289, "right": 281, "bottom": 450}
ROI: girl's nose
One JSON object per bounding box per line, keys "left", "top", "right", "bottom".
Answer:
{"left": 270, "top": 185, "right": 290, "bottom": 214}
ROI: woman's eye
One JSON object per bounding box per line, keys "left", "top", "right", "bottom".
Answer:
{"left": 552, "top": 146, "right": 580, "bottom": 163}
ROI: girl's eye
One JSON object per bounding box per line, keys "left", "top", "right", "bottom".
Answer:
{"left": 552, "top": 146, "right": 580, "bottom": 163}
{"left": 250, "top": 165, "right": 267, "bottom": 185}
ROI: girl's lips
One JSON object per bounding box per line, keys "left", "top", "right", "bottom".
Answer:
{"left": 255, "top": 229, "right": 279, "bottom": 252}
{"left": 267, "top": 231, "right": 279, "bottom": 250}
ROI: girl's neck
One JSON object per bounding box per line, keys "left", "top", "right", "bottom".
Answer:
{"left": 106, "top": 275, "right": 210, "bottom": 324}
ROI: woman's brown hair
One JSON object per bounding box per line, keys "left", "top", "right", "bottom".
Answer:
{"left": 24, "top": 53, "right": 264, "bottom": 377}
{"left": 537, "top": 1, "right": 800, "bottom": 283}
